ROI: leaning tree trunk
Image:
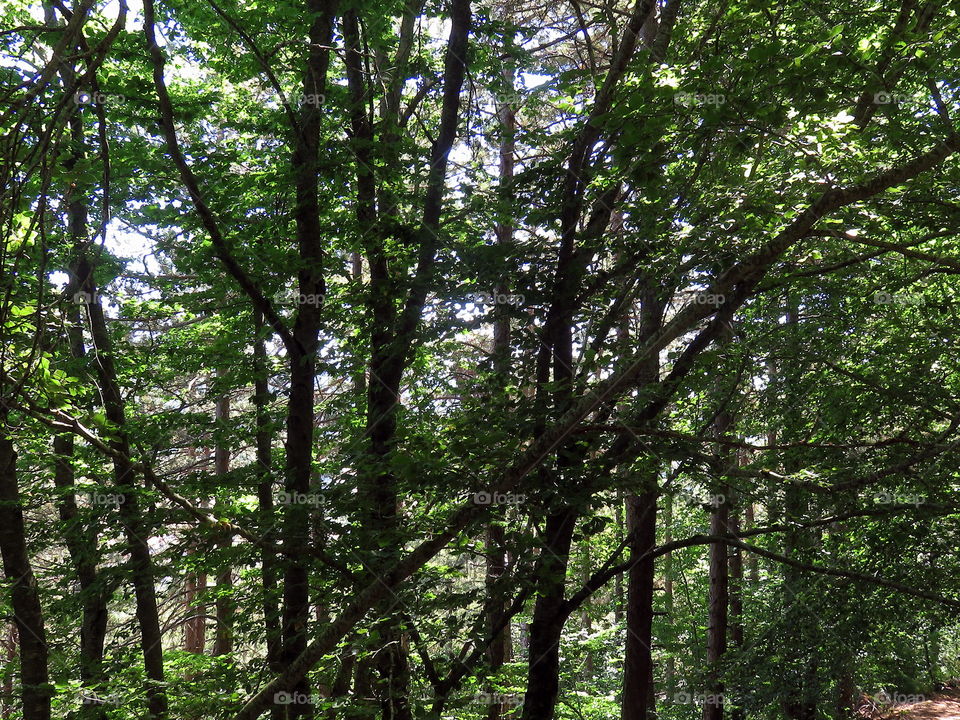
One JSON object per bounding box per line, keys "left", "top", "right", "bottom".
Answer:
{"left": 54, "top": 18, "right": 165, "bottom": 712}
{"left": 49, "top": 29, "right": 109, "bottom": 719}
{"left": 52, "top": 291, "right": 109, "bottom": 719}
{"left": 77, "top": 259, "right": 169, "bottom": 719}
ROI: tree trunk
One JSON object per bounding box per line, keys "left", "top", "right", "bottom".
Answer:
{"left": 621, "top": 489, "right": 658, "bottom": 720}
{"left": 744, "top": 503, "right": 759, "bottom": 585}
{"left": 727, "top": 506, "right": 744, "bottom": 720}
{"left": 615, "top": 491, "right": 624, "bottom": 626}
{"left": 183, "top": 570, "right": 207, "bottom": 654}
{"left": 77, "top": 261, "right": 168, "bottom": 719}
{"left": 183, "top": 448, "right": 207, "bottom": 659}
{"left": 0, "top": 417, "right": 52, "bottom": 720}
{"left": 46, "top": 29, "right": 109, "bottom": 719}
{"left": 279, "top": 0, "right": 335, "bottom": 716}
{"left": 1, "top": 623, "right": 15, "bottom": 718}
{"left": 341, "top": 7, "right": 413, "bottom": 719}
{"left": 703, "top": 497, "right": 729, "bottom": 720}
{"left": 486, "top": 58, "right": 517, "bottom": 720}
{"left": 253, "top": 311, "right": 284, "bottom": 720}
{"left": 663, "top": 495, "right": 675, "bottom": 700}
{"left": 703, "top": 328, "right": 736, "bottom": 720}
{"left": 780, "top": 301, "right": 818, "bottom": 720}
{"left": 53, "top": 432, "right": 109, "bottom": 720}
{"left": 486, "top": 521, "right": 512, "bottom": 720}
{"left": 280, "top": 349, "right": 319, "bottom": 719}
{"left": 520, "top": 507, "right": 578, "bottom": 720}
{"left": 621, "top": 282, "right": 664, "bottom": 720}
{"left": 213, "top": 390, "right": 234, "bottom": 657}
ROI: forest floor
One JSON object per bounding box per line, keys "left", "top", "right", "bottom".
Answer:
{"left": 879, "top": 690, "right": 960, "bottom": 720}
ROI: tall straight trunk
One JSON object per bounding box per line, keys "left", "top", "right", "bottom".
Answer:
{"left": 663, "top": 495, "right": 675, "bottom": 699}
{"left": 621, "top": 489, "right": 658, "bottom": 720}
{"left": 727, "top": 505, "right": 744, "bottom": 720}
{"left": 183, "top": 570, "right": 207, "bottom": 654}
{"left": 0, "top": 413, "right": 51, "bottom": 720}
{"left": 728, "top": 505, "right": 743, "bottom": 651}
{"left": 780, "top": 301, "right": 818, "bottom": 720}
{"left": 521, "top": 507, "right": 578, "bottom": 720}
{"left": 744, "top": 504, "right": 759, "bottom": 585}
{"left": 1, "top": 623, "right": 14, "bottom": 718}
{"left": 703, "top": 497, "right": 729, "bottom": 720}
{"left": 183, "top": 446, "right": 207, "bottom": 658}
{"left": 341, "top": 7, "right": 411, "bottom": 719}
{"left": 213, "top": 389, "right": 234, "bottom": 656}
{"left": 485, "top": 521, "right": 511, "bottom": 720}
{"left": 253, "top": 312, "right": 283, "bottom": 720}
{"left": 77, "top": 265, "right": 168, "bottom": 719}
{"left": 580, "top": 545, "right": 594, "bottom": 676}
{"left": 614, "top": 491, "right": 624, "bottom": 625}
{"left": 486, "top": 60, "right": 516, "bottom": 720}
{"left": 53, "top": 390, "right": 108, "bottom": 720}
{"left": 280, "top": 348, "right": 319, "bottom": 720}
{"left": 703, "top": 326, "right": 735, "bottom": 720}
{"left": 279, "top": 1, "right": 335, "bottom": 716}
{"left": 621, "top": 283, "right": 664, "bottom": 720}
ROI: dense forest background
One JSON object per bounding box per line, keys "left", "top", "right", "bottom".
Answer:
{"left": 1, "top": 0, "right": 959, "bottom": 718}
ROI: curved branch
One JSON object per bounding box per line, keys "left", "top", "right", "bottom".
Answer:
{"left": 141, "top": 0, "right": 295, "bottom": 352}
